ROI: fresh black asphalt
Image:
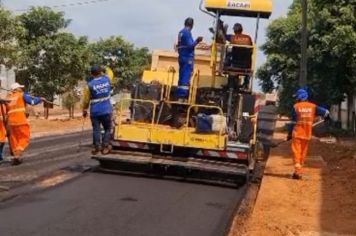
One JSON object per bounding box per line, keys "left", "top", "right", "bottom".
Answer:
{"left": 0, "top": 131, "right": 246, "bottom": 236}
{"left": 0, "top": 172, "right": 245, "bottom": 236}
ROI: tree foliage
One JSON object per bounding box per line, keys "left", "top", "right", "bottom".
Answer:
{"left": 0, "top": 6, "right": 151, "bottom": 108}
{"left": 18, "top": 33, "right": 91, "bottom": 99}
{"left": 258, "top": 0, "right": 356, "bottom": 115}
{"left": 16, "top": 7, "right": 90, "bottom": 101}
{"left": 0, "top": 7, "right": 24, "bottom": 67}
{"left": 89, "top": 36, "right": 151, "bottom": 90}
{"left": 62, "top": 89, "right": 80, "bottom": 118}
{"left": 19, "top": 7, "right": 71, "bottom": 44}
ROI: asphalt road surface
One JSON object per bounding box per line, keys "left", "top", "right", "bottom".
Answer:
{"left": 0, "top": 131, "right": 92, "bottom": 191}
{"left": 0, "top": 173, "right": 245, "bottom": 236}
{"left": 0, "top": 132, "right": 246, "bottom": 236}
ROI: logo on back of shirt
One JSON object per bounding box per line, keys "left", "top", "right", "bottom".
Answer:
{"left": 93, "top": 81, "right": 110, "bottom": 95}
{"left": 298, "top": 108, "right": 312, "bottom": 113}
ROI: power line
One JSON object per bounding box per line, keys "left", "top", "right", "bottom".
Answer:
{"left": 12, "top": 0, "right": 111, "bottom": 12}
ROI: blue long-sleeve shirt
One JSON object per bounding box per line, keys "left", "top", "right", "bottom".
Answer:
{"left": 23, "top": 93, "right": 42, "bottom": 105}
{"left": 177, "top": 27, "right": 199, "bottom": 58}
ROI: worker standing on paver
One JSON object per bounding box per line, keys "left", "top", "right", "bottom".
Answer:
{"left": 6, "top": 82, "right": 44, "bottom": 165}
{"left": 82, "top": 65, "right": 113, "bottom": 155}
{"left": 176, "top": 17, "right": 203, "bottom": 99}
{"left": 287, "top": 88, "right": 329, "bottom": 179}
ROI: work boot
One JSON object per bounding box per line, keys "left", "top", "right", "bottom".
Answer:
{"left": 11, "top": 158, "right": 23, "bottom": 166}
{"left": 13, "top": 149, "right": 23, "bottom": 157}
{"left": 292, "top": 172, "right": 302, "bottom": 180}
{"left": 101, "top": 145, "right": 112, "bottom": 155}
{"left": 91, "top": 146, "right": 101, "bottom": 155}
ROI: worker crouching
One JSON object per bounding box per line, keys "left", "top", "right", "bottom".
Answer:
{"left": 6, "top": 83, "right": 44, "bottom": 165}
{"left": 287, "top": 89, "right": 329, "bottom": 179}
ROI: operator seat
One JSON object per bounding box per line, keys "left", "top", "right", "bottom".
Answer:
{"left": 223, "top": 45, "right": 253, "bottom": 74}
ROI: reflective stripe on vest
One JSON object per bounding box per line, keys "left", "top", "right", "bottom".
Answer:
{"left": 90, "top": 96, "right": 111, "bottom": 104}
{"left": 7, "top": 108, "right": 26, "bottom": 114}
{"left": 6, "top": 91, "right": 28, "bottom": 125}
{"left": 178, "top": 85, "right": 190, "bottom": 90}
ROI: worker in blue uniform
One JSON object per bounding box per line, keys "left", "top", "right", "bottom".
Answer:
{"left": 176, "top": 17, "right": 203, "bottom": 98}
{"left": 82, "top": 65, "right": 113, "bottom": 155}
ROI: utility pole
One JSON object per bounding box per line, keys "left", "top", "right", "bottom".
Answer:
{"left": 300, "top": 0, "right": 308, "bottom": 86}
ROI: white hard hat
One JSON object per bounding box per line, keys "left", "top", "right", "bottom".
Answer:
{"left": 10, "top": 82, "right": 25, "bottom": 91}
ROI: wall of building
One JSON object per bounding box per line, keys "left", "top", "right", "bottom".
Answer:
{"left": 0, "top": 65, "right": 16, "bottom": 90}
{"left": 151, "top": 49, "right": 213, "bottom": 76}
{"left": 330, "top": 93, "right": 356, "bottom": 132}
{"left": 0, "top": 65, "right": 16, "bottom": 98}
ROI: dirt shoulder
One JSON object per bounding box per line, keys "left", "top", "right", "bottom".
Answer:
{"left": 20, "top": 106, "right": 91, "bottom": 138}
{"left": 230, "top": 132, "right": 356, "bottom": 236}
{"left": 29, "top": 116, "right": 91, "bottom": 138}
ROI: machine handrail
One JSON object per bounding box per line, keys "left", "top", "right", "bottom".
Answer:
{"left": 118, "top": 98, "right": 158, "bottom": 141}
{"left": 185, "top": 104, "right": 226, "bottom": 149}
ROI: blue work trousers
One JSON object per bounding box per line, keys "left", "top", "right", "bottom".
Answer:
{"left": 90, "top": 114, "right": 112, "bottom": 148}
{"left": 177, "top": 57, "right": 194, "bottom": 98}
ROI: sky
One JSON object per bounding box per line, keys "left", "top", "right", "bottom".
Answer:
{"left": 2, "top": 0, "right": 293, "bottom": 73}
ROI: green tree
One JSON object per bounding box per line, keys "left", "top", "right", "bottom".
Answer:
{"left": 309, "top": 0, "right": 356, "bottom": 117}
{"left": 18, "top": 33, "right": 90, "bottom": 118}
{"left": 257, "top": 0, "right": 356, "bottom": 117}
{"left": 19, "top": 6, "right": 71, "bottom": 44}
{"left": 257, "top": 3, "right": 301, "bottom": 114}
{"left": 16, "top": 7, "right": 90, "bottom": 118}
{"left": 62, "top": 89, "right": 80, "bottom": 119}
{"left": 89, "top": 36, "right": 151, "bottom": 90}
{"left": 0, "top": 7, "right": 24, "bottom": 67}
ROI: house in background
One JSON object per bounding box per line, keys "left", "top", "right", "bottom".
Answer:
{"left": 0, "top": 65, "right": 16, "bottom": 95}
{"left": 330, "top": 93, "right": 356, "bottom": 133}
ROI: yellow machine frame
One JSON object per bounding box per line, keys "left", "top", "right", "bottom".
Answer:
{"left": 204, "top": 0, "right": 272, "bottom": 18}
{"left": 116, "top": 100, "right": 226, "bottom": 150}
{"left": 113, "top": 0, "right": 272, "bottom": 152}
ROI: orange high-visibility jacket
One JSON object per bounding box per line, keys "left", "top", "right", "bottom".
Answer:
{"left": 6, "top": 91, "right": 28, "bottom": 126}
{"left": 229, "top": 33, "right": 253, "bottom": 46}
{"left": 0, "top": 104, "right": 6, "bottom": 142}
{"left": 292, "top": 101, "right": 328, "bottom": 140}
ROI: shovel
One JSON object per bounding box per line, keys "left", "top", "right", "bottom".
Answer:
{"left": 267, "top": 119, "right": 327, "bottom": 148}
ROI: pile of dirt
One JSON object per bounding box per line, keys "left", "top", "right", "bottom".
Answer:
{"left": 229, "top": 133, "right": 356, "bottom": 236}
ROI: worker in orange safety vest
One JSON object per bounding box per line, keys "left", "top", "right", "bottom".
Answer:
{"left": 227, "top": 23, "right": 253, "bottom": 46}
{"left": 287, "top": 88, "right": 330, "bottom": 179}
{"left": 0, "top": 76, "right": 8, "bottom": 162}
{"left": 226, "top": 23, "right": 253, "bottom": 90}
{"left": 5, "top": 83, "right": 44, "bottom": 165}
{"left": 0, "top": 103, "right": 6, "bottom": 162}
